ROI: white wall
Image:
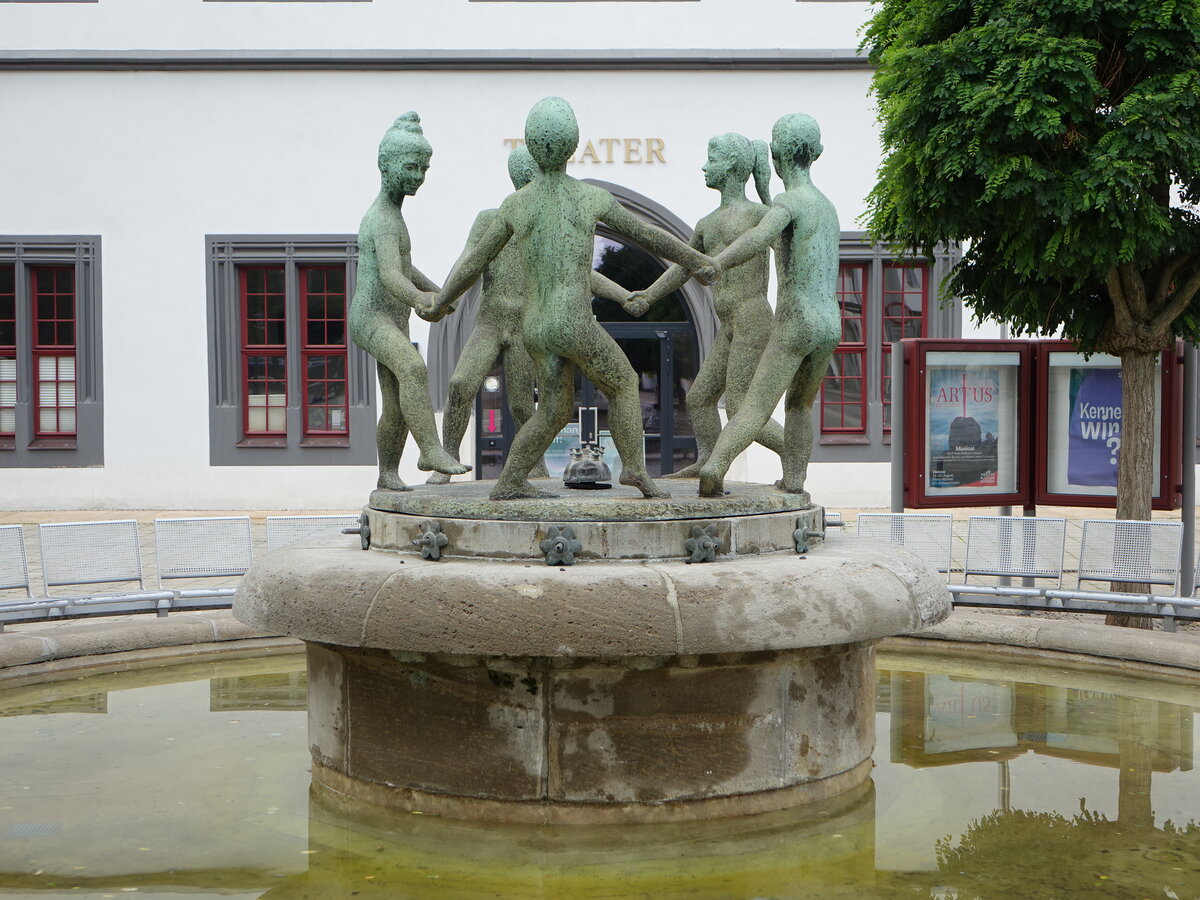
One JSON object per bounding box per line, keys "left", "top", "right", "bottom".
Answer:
{"left": 0, "top": 67, "right": 884, "bottom": 508}
{"left": 1, "top": 0, "right": 871, "bottom": 53}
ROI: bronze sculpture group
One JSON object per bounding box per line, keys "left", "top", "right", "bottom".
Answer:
{"left": 350, "top": 98, "right": 839, "bottom": 503}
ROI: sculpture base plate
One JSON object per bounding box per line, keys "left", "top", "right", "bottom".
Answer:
{"left": 370, "top": 478, "right": 811, "bottom": 522}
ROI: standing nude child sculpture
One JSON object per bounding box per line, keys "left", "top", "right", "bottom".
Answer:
{"left": 349, "top": 112, "right": 470, "bottom": 490}
{"left": 429, "top": 146, "right": 632, "bottom": 484}
{"left": 696, "top": 114, "right": 841, "bottom": 502}
{"left": 432, "top": 97, "right": 718, "bottom": 500}
{"left": 625, "top": 133, "right": 784, "bottom": 478}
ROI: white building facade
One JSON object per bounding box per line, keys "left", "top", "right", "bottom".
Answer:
{"left": 1, "top": 0, "right": 996, "bottom": 509}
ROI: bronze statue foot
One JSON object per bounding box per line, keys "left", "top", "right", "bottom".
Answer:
{"left": 697, "top": 465, "right": 726, "bottom": 498}
{"left": 774, "top": 479, "right": 810, "bottom": 504}
{"left": 663, "top": 460, "right": 704, "bottom": 479}
{"left": 490, "top": 480, "right": 559, "bottom": 500}
{"left": 619, "top": 471, "right": 670, "bottom": 499}
{"left": 376, "top": 473, "right": 412, "bottom": 492}
{"left": 426, "top": 471, "right": 451, "bottom": 485}
{"left": 417, "top": 449, "right": 471, "bottom": 475}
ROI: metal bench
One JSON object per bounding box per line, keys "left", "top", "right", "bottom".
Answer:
{"left": 154, "top": 517, "right": 254, "bottom": 608}
{"left": 950, "top": 515, "right": 1067, "bottom": 611}
{"left": 1077, "top": 519, "right": 1183, "bottom": 593}
{"left": 856, "top": 512, "right": 954, "bottom": 574}
{"left": 0, "top": 525, "right": 32, "bottom": 601}
{"left": 265, "top": 514, "right": 360, "bottom": 554}
{"left": 14, "top": 520, "right": 176, "bottom": 625}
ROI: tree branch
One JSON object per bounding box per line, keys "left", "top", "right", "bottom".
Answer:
{"left": 1107, "top": 265, "right": 1134, "bottom": 333}
{"left": 1154, "top": 252, "right": 1196, "bottom": 310}
{"left": 1118, "top": 263, "right": 1149, "bottom": 319}
{"left": 1151, "top": 267, "right": 1200, "bottom": 334}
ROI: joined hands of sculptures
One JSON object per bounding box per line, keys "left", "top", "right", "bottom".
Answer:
{"left": 429, "top": 97, "right": 719, "bottom": 501}
{"left": 623, "top": 132, "right": 786, "bottom": 480}
{"left": 350, "top": 112, "right": 471, "bottom": 491}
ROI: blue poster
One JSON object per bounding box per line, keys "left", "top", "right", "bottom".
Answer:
{"left": 1066, "top": 368, "right": 1122, "bottom": 487}
{"left": 927, "top": 367, "right": 1001, "bottom": 489}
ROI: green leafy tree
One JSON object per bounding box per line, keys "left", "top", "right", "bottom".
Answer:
{"left": 862, "top": 0, "right": 1200, "bottom": 557}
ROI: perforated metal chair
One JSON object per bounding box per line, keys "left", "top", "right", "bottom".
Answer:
{"left": 154, "top": 517, "right": 253, "bottom": 605}
{"left": 40, "top": 519, "right": 152, "bottom": 597}
{"left": 265, "top": 514, "right": 360, "bottom": 554}
{"left": 0, "top": 525, "right": 32, "bottom": 599}
{"left": 1077, "top": 519, "right": 1183, "bottom": 592}
{"left": 34, "top": 520, "right": 173, "bottom": 620}
{"left": 962, "top": 516, "right": 1066, "bottom": 587}
{"left": 856, "top": 512, "right": 954, "bottom": 574}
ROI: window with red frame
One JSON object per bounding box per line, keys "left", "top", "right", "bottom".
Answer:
{"left": 241, "top": 266, "right": 288, "bottom": 437}
{"left": 820, "top": 263, "right": 868, "bottom": 433}
{"left": 0, "top": 265, "right": 15, "bottom": 439}
{"left": 300, "top": 266, "right": 349, "bottom": 437}
{"left": 880, "top": 262, "right": 927, "bottom": 431}
{"left": 31, "top": 266, "right": 76, "bottom": 438}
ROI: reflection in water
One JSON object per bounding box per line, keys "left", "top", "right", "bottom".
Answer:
{"left": 0, "top": 651, "right": 1196, "bottom": 898}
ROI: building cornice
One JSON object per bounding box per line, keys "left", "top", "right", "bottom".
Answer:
{"left": 0, "top": 47, "right": 870, "bottom": 71}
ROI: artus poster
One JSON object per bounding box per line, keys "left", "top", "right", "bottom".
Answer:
{"left": 925, "top": 363, "right": 1015, "bottom": 494}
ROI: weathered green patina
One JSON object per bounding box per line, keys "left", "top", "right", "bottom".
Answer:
{"left": 429, "top": 146, "right": 630, "bottom": 485}
{"left": 350, "top": 112, "right": 470, "bottom": 490}
{"left": 696, "top": 114, "right": 841, "bottom": 502}
{"left": 627, "top": 133, "right": 784, "bottom": 478}
{"left": 434, "top": 98, "right": 717, "bottom": 500}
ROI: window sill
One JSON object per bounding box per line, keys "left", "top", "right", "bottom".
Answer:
{"left": 237, "top": 436, "right": 288, "bottom": 449}
{"left": 29, "top": 437, "right": 78, "bottom": 450}
{"left": 299, "top": 435, "right": 350, "bottom": 448}
{"left": 0, "top": 437, "right": 13, "bottom": 451}
{"left": 819, "top": 433, "right": 870, "bottom": 445}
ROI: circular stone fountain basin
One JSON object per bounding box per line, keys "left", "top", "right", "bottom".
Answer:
{"left": 234, "top": 483, "right": 951, "bottom": 822}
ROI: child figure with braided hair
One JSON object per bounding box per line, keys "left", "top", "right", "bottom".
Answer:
{"left": 625, "top": 132, "right": 785, "bottom": 477}
{"left": 349, "top": 112, "right": 470, "bottom": 490}
{"left": 697, "top": 113, "right": 841, "bottom": 501}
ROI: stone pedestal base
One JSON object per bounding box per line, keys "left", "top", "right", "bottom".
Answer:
{"left": 306, "top": 643, "right": 875, "bottom": 824}
{"left": 235, "top": 482, "right": 951, "bottom": 823}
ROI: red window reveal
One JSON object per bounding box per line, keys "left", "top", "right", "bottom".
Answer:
{"left": 881, "top": 262, "right": 928, "bottom": 432}
{"left": 31, "top": 267, "right": 76, "bottom": 438}
{"left": 241, "top": 266, "right": 287, "bottom": 437}
{"left": 821, "top": 263, "right": 868, "bottom": 433}
{"left": 299, "top": 266, "right": 348, "bottom": 437}
{"left": 0, "top": 265, "right": 15, "bottom": 439}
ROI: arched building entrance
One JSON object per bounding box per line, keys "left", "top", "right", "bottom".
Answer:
{"left": 427, "top": 181, "right": 716, "bottom": 480}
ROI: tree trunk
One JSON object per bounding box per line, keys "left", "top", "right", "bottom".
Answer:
{"left": 1107, "top": 348, "right": 1157, "bottom": 629}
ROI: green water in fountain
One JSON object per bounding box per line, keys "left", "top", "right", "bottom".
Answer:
{"left": 0, "top": 646, "right": 1197, "bottom": 899}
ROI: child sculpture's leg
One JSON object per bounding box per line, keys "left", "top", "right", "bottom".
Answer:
{"left": 429, "top": 324, "right": 502, "bottom": 484}
{"left": 667, "top": 327, "right": 729, "bottom": 479}
{"left": 575, "top": 324, "right": 668, "bottom": 499}
{"left": 372, "top": 337, "right": 470, "bottom": 477}
{"left": 374, "top": 363, "right": 410, "bottom": 491}
{"left": 491, "top": 351, "right": 573, "bottom": 500}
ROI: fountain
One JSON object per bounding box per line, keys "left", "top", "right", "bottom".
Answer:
{"left": 234, "top": 98, "right": 951, "bottom": 824}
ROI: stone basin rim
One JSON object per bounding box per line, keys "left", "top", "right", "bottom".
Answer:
{"left": 234, "top": 538, "right": 953, "bottom": 657}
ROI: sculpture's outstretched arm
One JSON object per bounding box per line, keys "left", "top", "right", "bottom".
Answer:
{"left": 410, "top": 266, "right": 441, "bottom": 294}
{"left": 439, "top": 213, "right": 513, "bottom": 308}
{"left": 714, "top": 205, "right": 791, "bottom": 271}
{"left": 600, "top": 198, "right": 715, "bottom": 281}
{"left": 589, "top": 271, "right": 630, "bottom": 305}
{"left": 376, "top": 232, "right": 431, "bottom": 311}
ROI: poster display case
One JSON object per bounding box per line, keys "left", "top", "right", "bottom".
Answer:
{"left": 1035, "top": 340, "right": 1183, "bottom": 509}
{"left": 903, "top": 340, "right": 1033, "bottom": 508}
